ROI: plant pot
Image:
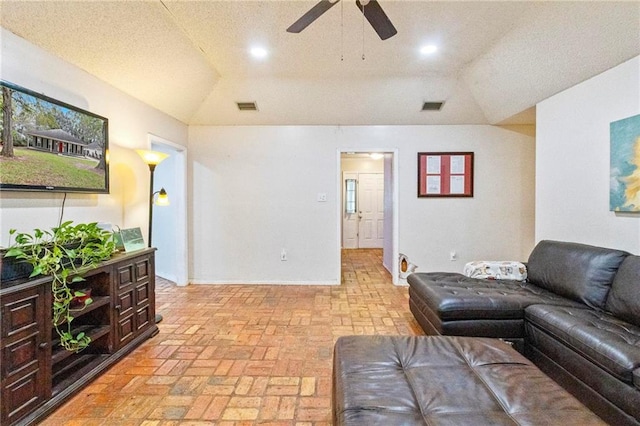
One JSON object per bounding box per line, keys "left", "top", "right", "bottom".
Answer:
{"left": 71, "top": 288, "right": 92, "bottom": 307}
{"left": 0, "top": 251, "right": 34, "bottom": 283}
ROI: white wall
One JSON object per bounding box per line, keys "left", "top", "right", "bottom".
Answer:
{"left": 189, "top": 125, "right": 535, "bottom": 284}
{"left": 0, "top": 30, "right": 188, "bottom": 246}
{"left": 341, "top": 156, "right": 384, "bottom": 173}
{"left": 536, "top": 56, "right": 640, "bottom": 252}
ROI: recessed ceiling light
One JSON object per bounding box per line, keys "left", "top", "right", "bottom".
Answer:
{"left": 250, "top": 47, "right": 268, "bottom": 59}
{"left": 420, "top": 44, "right": 438, "bottom": 55}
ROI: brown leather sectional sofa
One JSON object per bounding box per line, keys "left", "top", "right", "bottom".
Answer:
{"left": 408, "top": 240, "right": 640, "bottom": 425}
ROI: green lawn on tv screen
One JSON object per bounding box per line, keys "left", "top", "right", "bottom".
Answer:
{"left": 0, "top": 148, "right": 105, "bottom": 189}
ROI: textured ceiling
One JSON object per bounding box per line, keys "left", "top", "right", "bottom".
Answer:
{"left": 1, "top": 0, "right": 638, "bottom": 126}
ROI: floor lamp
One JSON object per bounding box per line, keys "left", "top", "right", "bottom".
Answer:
{"left": 136, "top": 149, "right": 170, "bottom": 324}
{"left": 136, "top": 149, "right": 170, "bottom": 247}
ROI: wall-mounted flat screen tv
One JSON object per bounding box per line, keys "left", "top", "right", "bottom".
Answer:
{"left": 0, "top": 81, "right": 109, "bottom": 193}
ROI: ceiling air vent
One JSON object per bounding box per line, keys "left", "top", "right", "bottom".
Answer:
{"left": 421, "top": 101, "right": 444, "bottom": 111}
{"left": 236, "top": 101, "right": 258, "bottom": 111}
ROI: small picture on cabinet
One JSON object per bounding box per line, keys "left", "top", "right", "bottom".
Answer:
{"left": 119, "top": 227, "right": 146, "bottom": 252}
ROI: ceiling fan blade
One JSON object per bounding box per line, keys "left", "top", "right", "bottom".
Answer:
{"left": 355, "top": 0, "right": 397, "bottom": 40}
{"left": 287, "top": 0, "right": 341, "bottom": 33}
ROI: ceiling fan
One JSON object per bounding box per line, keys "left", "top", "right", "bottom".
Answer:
{"left": 287, "top": 0, "right": 397, "bottom": 41}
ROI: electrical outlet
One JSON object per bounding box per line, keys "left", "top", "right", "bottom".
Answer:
{"left": 450, "top": 251, "right": 457, "bottom": 261}
{"left": 281, "top": 249, "right": 287, "bottom": 261}
{"left": 317, "top": 193, "right": 327, "bottom": 202}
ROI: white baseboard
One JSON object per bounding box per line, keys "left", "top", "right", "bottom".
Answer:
{"left": 189, "top": 279, "right": 340, "bottom": 286}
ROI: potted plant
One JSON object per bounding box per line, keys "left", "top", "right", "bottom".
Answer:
{"left": 4, "top": 221, "right": 117, "bottom": 353}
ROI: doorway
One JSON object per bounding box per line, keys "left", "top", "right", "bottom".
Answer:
{"left": 338, "top": 151, "right": 399, "bottom": 284}
{"left": 148, "top": 134, "right": 189, "bottom": 286}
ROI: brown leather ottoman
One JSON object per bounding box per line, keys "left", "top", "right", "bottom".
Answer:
{"left": 332, "top": 335, "right": 606, "bottom": 425}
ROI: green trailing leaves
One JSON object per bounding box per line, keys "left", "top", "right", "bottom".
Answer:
{"left": 4, "top": 221, "right": 117, "bottom": 353}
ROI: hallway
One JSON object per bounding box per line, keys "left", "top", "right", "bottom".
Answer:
{"left": 42, "top": 249, "right": 422, "bottom": 425}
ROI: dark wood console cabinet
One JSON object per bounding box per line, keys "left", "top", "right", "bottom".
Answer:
{"left": 1, "top": 249, "right": 158, "bottom": 426}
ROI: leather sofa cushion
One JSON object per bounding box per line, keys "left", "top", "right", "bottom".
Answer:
{"left": 408, "top": 272, "right": 583, "bottom": 321}
{"left": 527, "top": 240, "right": 629, "bottom": 309}
{"left": 606, "top": 255, "right": 640, "bottom": 327}
{"left": 526, "top": 304, "right": 640, "bottom": 386}
{"left": 333, "top": 335, "right": 606, "bottom": 425}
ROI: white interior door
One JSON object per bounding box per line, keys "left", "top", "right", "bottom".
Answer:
{"left": 342, "top": 172, "right": 358, "bottom": 249}
{"left": 358, "top": 173, "right": 384, "bottom": 248}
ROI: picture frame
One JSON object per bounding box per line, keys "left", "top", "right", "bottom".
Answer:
{"left": 117, "top": 227, "right": 146, "bottom": 252}
{"left": 417, "top": 152, "right": 474, "bottom": 197}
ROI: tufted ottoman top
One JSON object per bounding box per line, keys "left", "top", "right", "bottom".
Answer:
{"left": 332, "top": 335, "right": 606, "bottom": 425}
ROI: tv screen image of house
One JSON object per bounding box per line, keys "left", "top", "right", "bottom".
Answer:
{"left": 0, "top": 81, "right": 109, "bottom": 193}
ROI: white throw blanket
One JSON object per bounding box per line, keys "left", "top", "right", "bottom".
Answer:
{"left": 463, "top": 261, "right": 527, "bottom": 281}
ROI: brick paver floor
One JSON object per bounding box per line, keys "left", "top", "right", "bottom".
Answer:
{"left": 42, "top": 249, "right": 423, "bottom": 425}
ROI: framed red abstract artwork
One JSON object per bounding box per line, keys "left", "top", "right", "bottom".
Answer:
{"left": 418, "top": 152, "right": 474, "bottom": 197}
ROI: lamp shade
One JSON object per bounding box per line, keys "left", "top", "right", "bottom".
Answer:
{"left": 136, "top": 149, "right": 169, "bottom": 166}
{"left": 155, "top": 188, "right": 170, "bottom": 206}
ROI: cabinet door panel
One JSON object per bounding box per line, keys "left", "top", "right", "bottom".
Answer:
{"left": 1, "top": 284, "right": 49, "bottom": 426}
{"left": 117, "top": 314, "right": 135, "bottom": 345}
{"left": 118, "top": 289, "right": 135, "bottom": 316}
{"left": 116, "top": 286, "right": 135, "bottom": 347}
{"left": 5, "top": 369, "right": 41, "bottom": 423}
{"left": 114, "top": 253, "right": 155, "bottom": 351}
{"left": 135, "top": 282, "right": 150, "bottom": 305}
{"left": 3, "top": 332, "right": 39, "bottom": 378}
{"left": 3, "top": 293, "right": 40, "bottom": 338}
{"left": 135, "top": 259, "right": 150, "bottom": 282}
{"left": 117, "top": 265, "right": 134, "bottom": 289}
{"left": 136, "top": 304, "right": 151, "bottom": 331}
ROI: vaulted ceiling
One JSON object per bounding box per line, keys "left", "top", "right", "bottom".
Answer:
{"left": 1, "top": 1, "right": 638, "bottom": 126}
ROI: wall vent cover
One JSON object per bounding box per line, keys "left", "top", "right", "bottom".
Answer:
{"left": 236, "top": 102, "right": 258, "bottom": 111}
{"left": 421, "top": 101, "right": 444, "bottom": 111}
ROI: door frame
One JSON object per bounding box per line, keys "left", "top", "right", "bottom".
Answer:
{"left": 148, "top": 133, "right": 189, "bottom": 286}
{"left": 336, "top": 149, "right": 400, "bottom": 285}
